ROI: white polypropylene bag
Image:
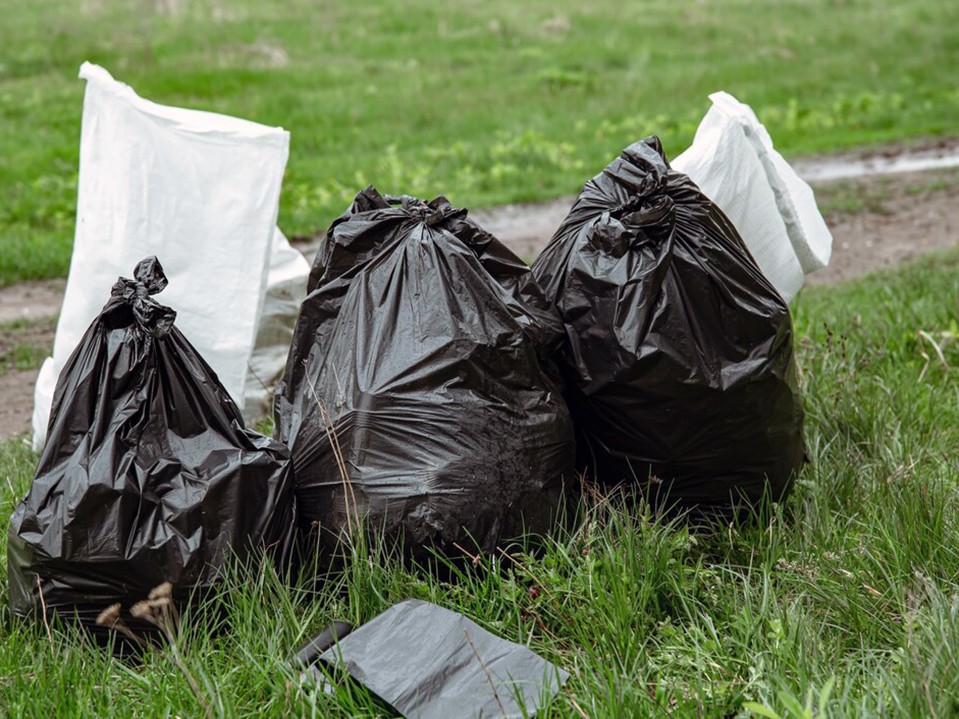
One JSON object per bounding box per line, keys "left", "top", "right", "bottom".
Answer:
{"left": 673, "top": 91, "right": 832, "bottom": 303}
{"left": 244, "top": 228, "right": 310, "bottom": 421}
{"left": 32, "top": 62, "right": 291, "bottom": 451}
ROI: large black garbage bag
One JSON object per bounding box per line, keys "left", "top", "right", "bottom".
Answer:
{"left": 531, "top": 138, "right": 805, "bottom": 517}
{"left": 8, "top": 257, "right": 295, "bottom": 633}
{"left": 275, "top": 187, "right": 574, "bottom": 557}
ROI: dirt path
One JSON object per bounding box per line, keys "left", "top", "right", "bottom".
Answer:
{"left": 807, "top": 170, "right": 959, "bottom": 284}
{"left": 2, "top": 157, "right": 958, "bottom": 441}
{"left": 469, "top": 166, "right": 959, "bottom": 277}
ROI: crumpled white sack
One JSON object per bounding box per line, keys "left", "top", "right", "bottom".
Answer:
{"left": 244, "top": 228, "right": 309, "bottom": 421}
{"left": 32, "top": 62, "right": 294, "bottom": 451}
{"left": 673, "top": 91, "right": 832, "bottom": 303}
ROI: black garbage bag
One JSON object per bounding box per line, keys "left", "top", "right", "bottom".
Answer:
{"left": 531, "top": 138, "right": 805, "bottom": 517}
{"left": 8, "top": 257, "right": 295, "bottom": 635}
{"left": 275, "top": 186, "right": 575, "bottom": 558}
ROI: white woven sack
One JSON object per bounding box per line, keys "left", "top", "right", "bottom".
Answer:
{"left": 673, "top": 92, "right": 832, "bottom": 302}
{"left": 244, "top": 229, "right": 309, "bottom": 422}
{"left": 32, "top": 63, "right": 291, "bottom": 450}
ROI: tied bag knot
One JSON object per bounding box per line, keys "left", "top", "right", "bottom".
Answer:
{"left": 591, "top": 191, "right": 675, "bottom": 258}
{"left": 588, "top": 142, "right": 676, "bottom": 258}
{"left": 393, "top": 194, "right": 468, "bottom": 228}
{"left": 393, "top": 193, "right": 495, "bottom": 256}
{"left": 110, "top": 256, "right": 177, "bottom": 337}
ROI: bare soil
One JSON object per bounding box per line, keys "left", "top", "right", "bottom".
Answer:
{"left": 468, "top": 167, "right": 959, "bottom": 278}
{"left": 1, "top": 162, "right": 957, "bottom": 441}
{"left": 0, "top": 278, "right": 65, "bottom": 325}
{"left": 807, "top": 169, "right": 959, "bottom": 284}
{"left": 0, "top": 370, "right": 41, "bottom": 444}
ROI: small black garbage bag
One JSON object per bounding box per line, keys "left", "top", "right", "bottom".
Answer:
{"left": 8, "top": 257, "right": 295, "bottom": 634}
{"left": 275, "top": 186, "right": 575, "bottom": 557}
{"left": 531, "top": 138, "right": 805, "bottom": 517}
{"left": 295, "top": 599, "right": 569, "bottom": 719}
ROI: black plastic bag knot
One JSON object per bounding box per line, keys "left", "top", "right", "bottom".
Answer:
{"left": 133, "top": 255, "right": 169, "bottom": 294}
{"left": 110, "top": 256, "right": 176, "bottom": 337}
{"left": 590, "top": 195, "right": 675, "bottom": 256}
{"left": 395, "top": 195, "right": 468, "bottom": 228}
{"left": 611, "top": 189, "right": 672, "bottom": 223}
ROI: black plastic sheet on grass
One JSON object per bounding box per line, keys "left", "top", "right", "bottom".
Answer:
{"left": 297, "top": 599, "right": 569, "bottom": 718}
{"left": 532, "top": 137, "right": 806, "bottom": 518}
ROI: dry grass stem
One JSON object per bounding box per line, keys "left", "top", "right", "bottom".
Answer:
{"left": 34, "top": 574, "right": 54, "bottom": 649}
{"left": 95, "top": 603, "right": 146, "bottom": 648}
{"left": 129, "top": 584, "right": 215, "bottom": 719}
{"left": 464, "top": 628, "right": 508, "bottom": 717}
{"left": 306, "top": 374, "right": 359, "bottom": 535}
{"left": 565, "top": 687, "right": 591, "bottom": 719}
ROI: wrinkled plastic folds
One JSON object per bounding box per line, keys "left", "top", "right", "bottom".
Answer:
{"left": 276, "top": 187, "right": 575, "bottom": 555}
{"left": 532, "top": 138, "right": 805, "bottom": 516}
{"left": 9, "top": 257, "right": 295, "bottom": 631}
{"left": 32, "top": 61, "right": 291, "bottom": 451}
{"left": 317, "top": 599, "right": 569, "bottom": 718}
{"left": 673, "top": 91, "right": 833, "bottom": 303}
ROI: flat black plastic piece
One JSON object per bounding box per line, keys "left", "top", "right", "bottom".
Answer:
{"left": 313, "top": 599, "right": 568, "bottom": 718}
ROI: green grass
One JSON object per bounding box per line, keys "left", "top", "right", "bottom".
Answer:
{"left": 4, "top": 249, "right": 959, "bottom": 716}
{"left": 2, "top": 0, "right": 959, "bottom": 285}
{"left": 814, "top": 178, "right": 896, "bottom": 219}
{"left": 814, "top": 167, "right": 959, "bottom": 221}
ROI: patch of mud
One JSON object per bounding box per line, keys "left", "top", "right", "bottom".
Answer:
{"left": 793, "top": 137, "right": 959, "bottom": 183}
{"left": 0, "top": 317, "right": 55, "bottom": 439}
{"left": 808, "top": 170, "right": 959, "bottom": 285}
{"left": 0, "top": 279, "right": 64, "bottom": 325}
{"left": 0, "top": 369, "right": 40, "bottom": 440}
{"left": 470, "top": 198, "right": 574, "bottom": 261}
{"left": 0, "top": 317, "right": 55, "bottom": 357}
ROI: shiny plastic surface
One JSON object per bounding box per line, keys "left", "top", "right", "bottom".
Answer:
{"left": 276, "top": 187, "right": 575, "bottom": 556}
{"left": 318, "top": 599, "right": 569, "bottom": 718}
{"left": 8, "top": 257, "right": 295, "bottom": 631}
{"left": 532, "top": 138, "right": 805, "bottom": 516}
